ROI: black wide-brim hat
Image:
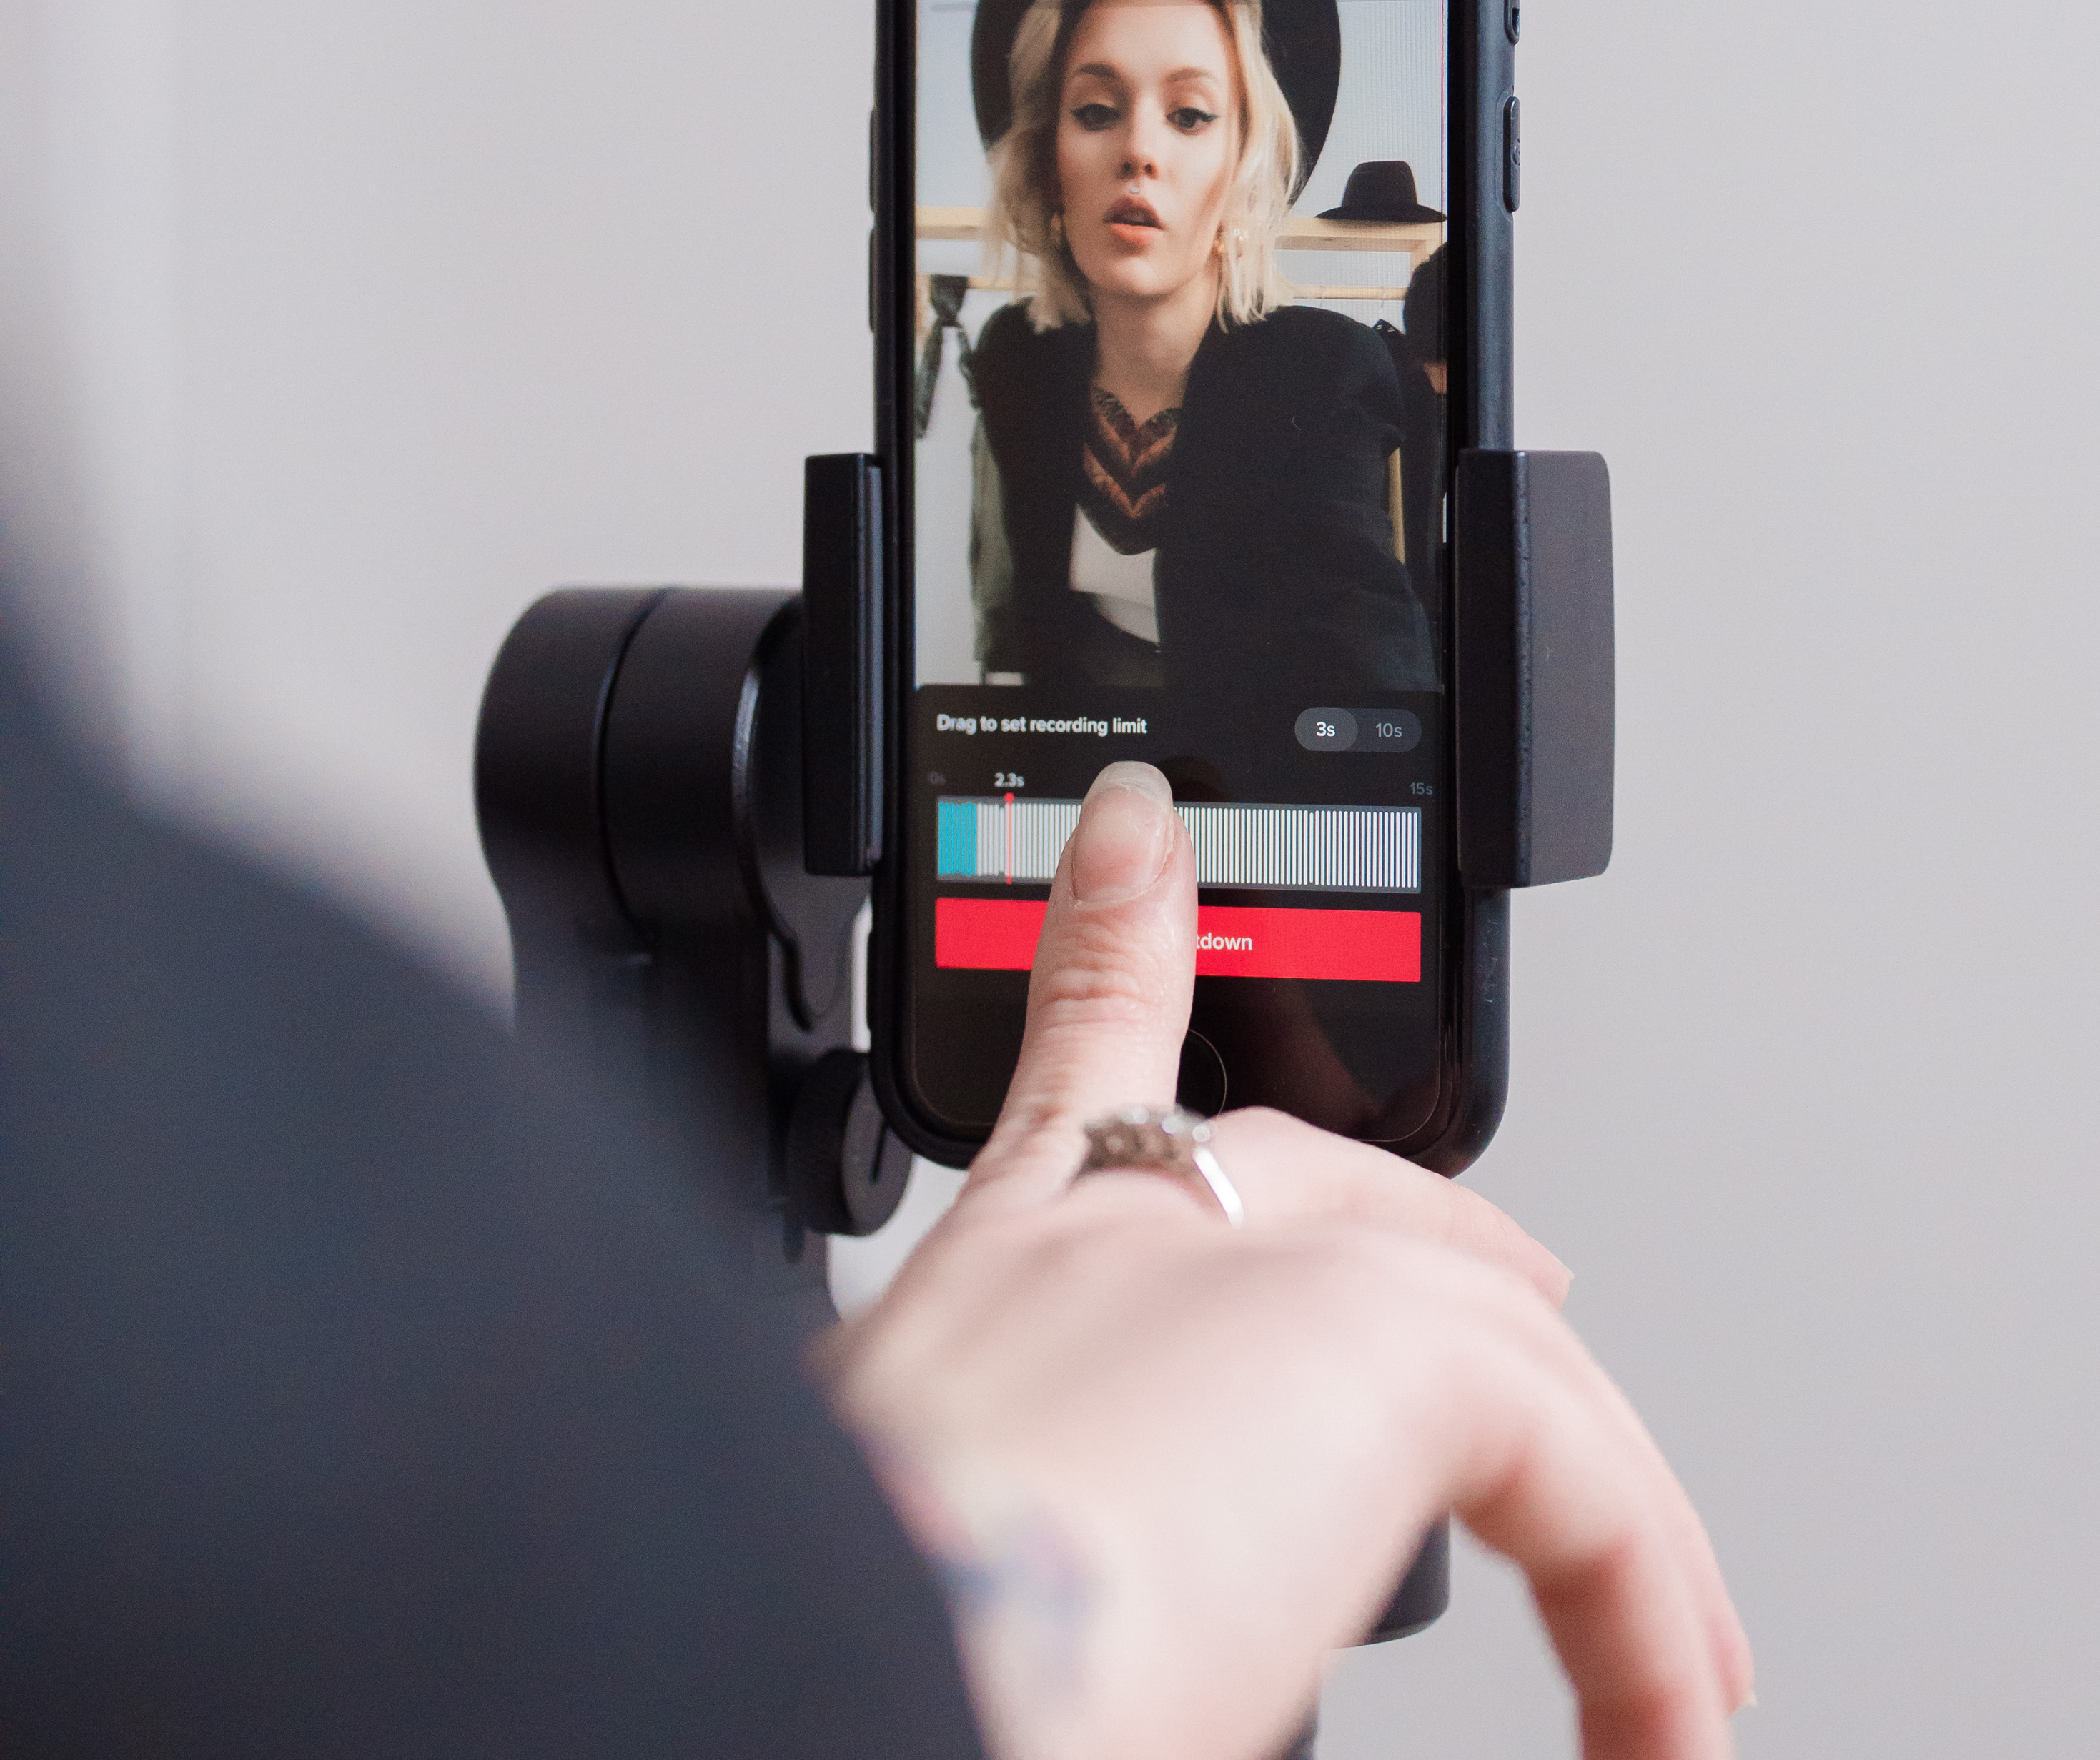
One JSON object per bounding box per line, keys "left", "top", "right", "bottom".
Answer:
{"left": 1317, "top": 159, "right": 1445, "bottom": 224}
{"left": 969, "top": 0, "right": 1342, "bottom": 199}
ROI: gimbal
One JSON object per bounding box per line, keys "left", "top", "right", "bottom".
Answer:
{"left": 472, "top": 447, "right": 1613, "bottom": 1665}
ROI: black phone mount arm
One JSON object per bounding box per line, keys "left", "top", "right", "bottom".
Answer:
{"left": 474, "top": 485, "right": 912, "bottom": 1329}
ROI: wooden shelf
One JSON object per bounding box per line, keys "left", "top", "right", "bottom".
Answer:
{"left": 1274, "top": 215, "right": 1442, "bottom": 259}
{"left": 918, "top": 206, "right": 990, "bottom": 242}
{"left": 918, "top": 207, "right": 1442, "bottom": 268}
{"left": 1292, "top": 286, "right": 1413, "bottom": 303}
{"left": 915, "top": 272, "right": 1417, "bottom": 315}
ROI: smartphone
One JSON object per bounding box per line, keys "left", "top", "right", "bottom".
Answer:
{"left": 871, "top": 0, "right": 1516, "bottom": 1170}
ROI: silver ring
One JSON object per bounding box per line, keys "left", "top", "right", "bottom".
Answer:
{"left": 1076, "top": 1105, "right": 1245, "bottom": 1229}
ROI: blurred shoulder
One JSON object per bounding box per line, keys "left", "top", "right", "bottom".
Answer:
{"left": 972, "top": 298, "right": 1033, "bottom": 359}
{"left": 974, "top": 301, "right": 1086, "bottom": 372}
{"left": 972, "top": 302, "right": 1089, "bottom": 421}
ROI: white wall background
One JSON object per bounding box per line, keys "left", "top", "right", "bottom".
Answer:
{"left": 5, "top": 2, "right": 2099, "bottom": 1756}
{"left": 0, "top": 0, "right": 881, "bottom": 996}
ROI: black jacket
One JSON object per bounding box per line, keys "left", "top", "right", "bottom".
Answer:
{"left": 0, "top": 654, "right": 984, "bottom": 1760}
{"left": 971, "top": 301, "right": 1440, "bottom": 695}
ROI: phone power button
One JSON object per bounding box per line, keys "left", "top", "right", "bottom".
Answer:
{"left": 1502, "top": 95, "right": 1521, "bottom": 213}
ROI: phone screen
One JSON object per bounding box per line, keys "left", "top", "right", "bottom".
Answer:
{"left": 899, "top": 0, "right": 1452, "bottom": 1140}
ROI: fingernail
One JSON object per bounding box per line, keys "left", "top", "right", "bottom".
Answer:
{"left": 1069, "top": 762, "right": 1174, "bottom": 905}
{"left": 1738, "top": 1688, "right": 1759, "bottom": 1713}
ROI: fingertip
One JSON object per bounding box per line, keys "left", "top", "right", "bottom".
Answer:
{"left": 1085, "top": 759, "right": 1173, "bottom": 807}
{"left": 1068, "top": 763, "right": 1179, "bottom": 906}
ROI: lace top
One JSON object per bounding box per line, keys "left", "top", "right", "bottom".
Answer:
{"left": 1078, "top": 386, "right": 1177, "bottom": 555}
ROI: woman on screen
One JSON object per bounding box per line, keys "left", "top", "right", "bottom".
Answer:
{"left": 968, "top": 0, "right": 1437, "bottom": 694}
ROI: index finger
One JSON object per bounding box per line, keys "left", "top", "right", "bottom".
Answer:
{"left": 966, "top": 762, "right": 1197, "bottom": 1205}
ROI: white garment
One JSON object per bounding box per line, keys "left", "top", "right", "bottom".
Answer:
{"left": 1069, "top": 506, "right": 1159, "bottom": 646}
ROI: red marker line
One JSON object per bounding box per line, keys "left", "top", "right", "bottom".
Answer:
{"left": 1004, "top": 791, "right": 1015, "bottom": 885}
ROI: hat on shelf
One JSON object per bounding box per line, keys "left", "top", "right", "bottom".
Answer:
{"left": 1317, "top": 161, "right": 1445, "bottom": 224}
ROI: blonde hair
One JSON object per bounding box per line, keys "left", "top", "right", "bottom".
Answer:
{"left": 986, "top": 0, "right": 1299, "bottom": 332}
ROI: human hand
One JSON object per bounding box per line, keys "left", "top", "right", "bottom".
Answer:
{"left": 824, "top": 762, "right": 1751, "bottom": 1760}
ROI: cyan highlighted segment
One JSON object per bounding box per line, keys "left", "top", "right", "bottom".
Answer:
{"left": 936, "top": 797, "right": 979, "bottom": 878}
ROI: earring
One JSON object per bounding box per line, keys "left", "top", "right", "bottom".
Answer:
{"left": 1049, "top": 211, "right": 1065, "bottom": 251}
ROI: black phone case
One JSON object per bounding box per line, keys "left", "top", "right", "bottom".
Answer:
{"left": 868, "top": 0, "right": 1517, "bottom": 1174}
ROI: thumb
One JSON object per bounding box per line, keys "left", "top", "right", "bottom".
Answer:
{"left": 966, "top": 762, "right": 1196, "bottom": 1204}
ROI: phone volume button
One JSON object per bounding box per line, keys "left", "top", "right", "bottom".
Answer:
{"left": 866, "top": 229, "right": 876, "bottom": 332}
{"left": 1502, "top": 95, "right": 1521, "bottom": 213}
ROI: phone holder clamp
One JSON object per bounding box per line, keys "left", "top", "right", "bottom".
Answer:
{"left": 474, "top": 476, "right": 908, "bottom": 1327}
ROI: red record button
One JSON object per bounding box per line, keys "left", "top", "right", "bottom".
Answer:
{"left": 935, "top": 898, "right": 1420, "bottom": 983}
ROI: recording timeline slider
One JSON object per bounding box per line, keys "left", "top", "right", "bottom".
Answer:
{"left": 938, "top": 795, "right": 1421, "bottom": 893}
